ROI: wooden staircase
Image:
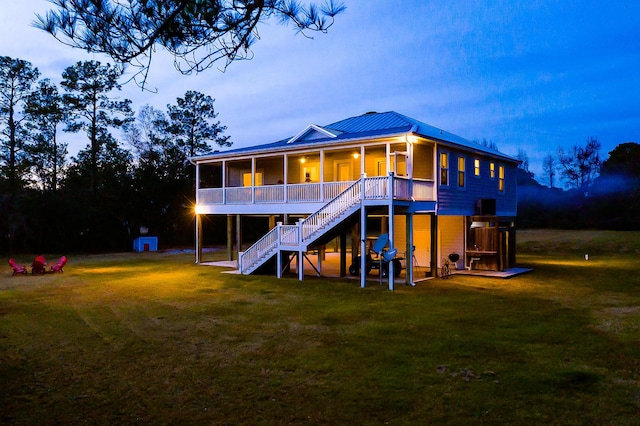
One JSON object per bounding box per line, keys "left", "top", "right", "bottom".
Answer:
{"left": 239, "top": 176, "right": 391, "bottom": 276}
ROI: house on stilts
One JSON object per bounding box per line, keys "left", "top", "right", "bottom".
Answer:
{"left": 191, "top": 111, "right": 520, "bottom": 290}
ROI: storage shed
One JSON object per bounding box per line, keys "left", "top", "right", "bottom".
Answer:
{"left": 133, "top": 236, "right": 158, "bottom": 252}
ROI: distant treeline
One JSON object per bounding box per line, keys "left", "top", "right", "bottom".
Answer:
{"left": 517, "top": 142, "right": 640, "bottom": 230}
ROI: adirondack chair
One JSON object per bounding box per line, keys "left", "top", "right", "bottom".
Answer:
{"left": 9, "top": 258, "right": 27, "bottom": 276}
{"left": 31, "top": 256, "right": 47, "bottom": 274}
{"left": 50, "top": 256, "right": 67, "bottom": 273}
{"left": 348, "top": 234, "right": 403, "bottom": 279}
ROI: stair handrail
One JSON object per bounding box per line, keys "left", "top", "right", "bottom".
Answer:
{"left": 239, "top": 226, "right": 279, "bottom": 274}
{"left": 300, "top": 177, "right": 363, "bottom": 241}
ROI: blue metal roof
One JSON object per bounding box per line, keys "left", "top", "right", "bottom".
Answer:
{"left": 192, "top": 111, "right": 517, "bottom": 162}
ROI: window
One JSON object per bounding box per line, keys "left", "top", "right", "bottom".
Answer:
{"left": 440, "top": 152, "right": 449, "bottom": 186}
{"left": 243, "top": 171, "right": 263, "bottom": 186}
{"left": 489, "top": 162, "right": 495, "bottom": 179}
{"left": 474, "top": 159, "right": 480, "bottom": 177}
{"left": 498, "top": 165, "right": 505, "bottom": 192}
{"left": 458, "top": 156, "right": 465, "bottom": 188}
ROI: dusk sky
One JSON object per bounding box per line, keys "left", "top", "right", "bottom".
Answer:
{"left": 2, "top": 0, "right": 639, "bottom": 181}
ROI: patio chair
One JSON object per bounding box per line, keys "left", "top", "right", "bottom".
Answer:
{"left": 9, "top": 258, "right": 27, "bottom": 276}
{"left": 31, "top": 256, "right": 47, "bottom": 274}
{"left": 50, "top": 256, "right": 67, "bottom": 273}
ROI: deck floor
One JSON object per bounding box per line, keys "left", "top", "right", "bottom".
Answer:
{"left": 200, "top": 252, "right": 532, "bottom": 281}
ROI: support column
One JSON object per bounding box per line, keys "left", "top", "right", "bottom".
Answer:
{"left": 339, "top": 231, "right": 347, "bottom": 277}
{"left": 236, "top": 214, "right": 242, "bottom": 260}
{"left": 351, "top": 222, "right": 359, "bottom": 265}
{"left": 360, "top": 174, "right": 367, "bottom": 288}
{"left": 430, "top": 213, "right": 438, "bottom": 277}
{"left": 388, "top": 204, "right": 395, "bottom": 291}
{"left": 227, "top": 214, "right": 234, "bottom": 261}
{"left": 406, "top": 212, "right": 414, "bottom": 286}
{"left": 276, "top": 221, "right": 283, "bottom": 278}
{"left": 195, "top": 214, "right": 202, "bottom": 264}
{"left": 269, "top": 215, "right": 276, "bottom": 229}
{"left": 297, "top": 220, "right": 304, "bottom": 281}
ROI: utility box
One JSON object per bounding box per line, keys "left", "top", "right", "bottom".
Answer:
{"left": 133, "top": 236, "right": 158, "bottom": 252}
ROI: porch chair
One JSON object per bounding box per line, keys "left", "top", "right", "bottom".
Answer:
{"left": 50, "top": 256, "right": 67, "bottom": 273}
{"left": 371, "top": 234, "right": 402, "bottom": 281}
{"left": 9, "top": 258, "right": 27, "bottom": 276}
{"left": 31, "top": 256, "right": 47, "bottom": 274}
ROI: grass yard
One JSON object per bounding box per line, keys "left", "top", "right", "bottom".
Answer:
{"left": 1, "top": 230, "right": 639, "bottom": 425}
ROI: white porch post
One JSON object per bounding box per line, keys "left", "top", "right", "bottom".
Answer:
{"left": 222, "top": 160, "right": 227, "bottom": 204}
{"left": 283, "top": 154, "right": 288, "bottom": 203}
{"left": 276, "top": 221, "right": 282, "bottom": 278}
{"left": 251, "top": 157, "right": 256, "bottom": 204}
{"left": 360, "top": 173, "right": 367, "bottom": 288}
{"left": 297, "top": 220, "right": 304, "bottom": 281}
{"left": 195, "top": 213, "right": 201, "bottom": 264}
{"left": 388, "top": 173, "right": 395, "bottom": 291}
{"left": 195, "top": 163, "right": 201, "bottom": 264}
{"left": 320, "top": 150, "right": 325, "bottom": 201}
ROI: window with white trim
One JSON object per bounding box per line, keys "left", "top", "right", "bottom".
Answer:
{"left": 498, "top": 165, "right": 505, "bottom": 192}
{"left": 440, "top": 152, "right": 449, "bottom": 186}
{"left": 474, "top": 158, "right": 480, "bottom": 177}
{"left": 458, "top": 156, "right": 465, "bottom": 188}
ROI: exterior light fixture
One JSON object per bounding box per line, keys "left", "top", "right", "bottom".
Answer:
{"left": 300, "top": 157, "right": 306, "bottom": 164}
{"left": 195, "top": 204, "right": 205, "bottom": 215}
{"left": 353, "top": 152, "right": 360, "bottom": 159}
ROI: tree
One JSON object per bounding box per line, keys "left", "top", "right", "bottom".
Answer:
{"left": 542, "top": 153, "right": 556, "bottom": 188}
{"left": 124, "top": 105, "right": 190, "bottom": 241}
{"left": 599, "top": 142, "right": 640, "bottom": 179}
{"left": 124, "top": 105, "right": 169, "bottom": 163}
{"left": 0, "top": 56, "right": 40, "bottom": 195}
{"left": 65, "top": 133, "right": 136, "bottom": 251}
{"left": 37, "top": 0, "right": 346, "bottom": 88}
{"left": 61, "top": 60, "right": 133, "bottom": 194}
{"left": 24, "top": 79, "right": 68, "bottom": 193}
{"left": 166, "top": 90, "right": 231, "bottom": 158}
{"left": 557, "top": 137, "right": 602, "bottom": 191}
{"left": 475, "top": 138, "right": 499, "bottom": 151}
{"left": 516, "top": 148, "right": 529, "bottom": 172}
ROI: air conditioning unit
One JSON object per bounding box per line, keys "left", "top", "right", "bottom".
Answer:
{"left": 475, "top": 198, "right": 496, "bottom": 216}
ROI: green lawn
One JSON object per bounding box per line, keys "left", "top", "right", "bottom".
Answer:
{"left": 1, "top": 230, "right": 639, "bottom": 425}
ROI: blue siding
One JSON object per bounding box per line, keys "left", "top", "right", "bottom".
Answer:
{"left": 436, "top": 147, "right": 517, "bottom": 216}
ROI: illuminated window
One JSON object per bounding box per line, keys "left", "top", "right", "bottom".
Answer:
{"left": 489, "top": 162, "right": 495, "bottom": 179}
{"left": 498, "top": 165, "right": 505, "bottom": 192}
{"left": 243, "top": 172, "right": 263, "bottom": 186}
{"left": 458, "top": 156, "right": 465, "bottom": 188}
{"left": 440, "top": 152, "right": 449, "bottom": 186}
{"left": 474, "top": 159, "right": 480, "bottom": 177}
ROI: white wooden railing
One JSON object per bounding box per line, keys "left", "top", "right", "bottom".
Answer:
{"left": 300, "top": 179, "right": 361, "bottom": 241}
{"left": 287, "top": 183, "right": 322, "bottom": 202}
{"left": 255, "top": 185, "right": 285, "bottom": 203}
{"left": 238, "top": 227, "right": 278, "bottom": 273}
{"left": 198, "top": 176, "right": 434, "bottom": 206}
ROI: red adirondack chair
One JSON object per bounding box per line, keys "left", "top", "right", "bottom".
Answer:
{"left": 50, "top": 256, "right": 67, "bottom": 273}
{"left": 9, "top": 258, "right": 27, "bottom": 276}
{"left": 31, "top": 256, "right": 47, "bottom": 274}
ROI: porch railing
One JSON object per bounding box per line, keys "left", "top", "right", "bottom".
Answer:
{"left": 199, "top": 176, "right": 434, "bottom": 206}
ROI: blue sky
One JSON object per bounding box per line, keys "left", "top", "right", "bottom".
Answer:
{"left": 1, "top": 0, "right": 639, "bottom": 182}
